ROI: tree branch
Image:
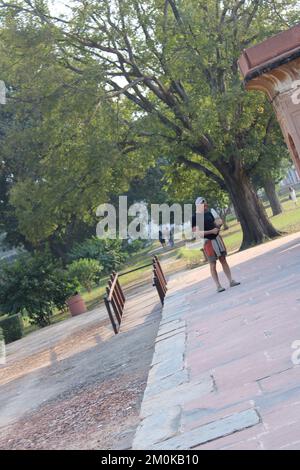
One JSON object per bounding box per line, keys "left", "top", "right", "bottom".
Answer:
{"left": 177, "top": 156, "right": 226, "bottom": 190}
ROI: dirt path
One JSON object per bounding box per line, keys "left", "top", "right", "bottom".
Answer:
{"left": 0, "top": 279, "right": 161, "bottom": 449}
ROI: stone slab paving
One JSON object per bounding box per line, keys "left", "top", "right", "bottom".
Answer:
{"left": 132, "top": 232, "right": 300, "bottom": 450}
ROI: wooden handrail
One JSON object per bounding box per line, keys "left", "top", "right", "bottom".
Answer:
{"left": 104, "top": 271, "right": 126, "bottom": 334}
{"left": 153, "top": 256, "right": 168, "bottom": 305}
{"left": 104, "top": 256, "right": 167, "bottom": 334}
{"left": 107, "top": 271, "right": 119, "bottom": 301}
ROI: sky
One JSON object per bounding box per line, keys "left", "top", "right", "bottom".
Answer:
{"left": 49, "top": 0, "right": 72, "bottom": 18}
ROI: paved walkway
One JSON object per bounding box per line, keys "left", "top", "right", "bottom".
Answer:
{"left": 0, "top": 281, "right": 161, "bottom": 449}
{"left": 133, "top": 232, "right": 300, "bottom": 450}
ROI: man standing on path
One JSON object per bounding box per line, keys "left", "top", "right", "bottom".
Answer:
{"left": 192, "top": 197, "right": 240, "bottom": 293}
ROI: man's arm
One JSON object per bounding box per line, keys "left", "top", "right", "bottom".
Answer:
{"left": 211, "top": 208, "right": 223, "bottom": 229}
{"left": 192, "top": 226, "right": 219, "bottom": 237}
{"left": 214, "top": 218, "right": 223, "bottom": 229}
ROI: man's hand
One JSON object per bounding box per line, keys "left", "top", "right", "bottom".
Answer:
{"left": 211, "top": 227, "right": 220, "bottom": 235}
{"left": 214, "top": 218, "right": 223, "bottom": 229}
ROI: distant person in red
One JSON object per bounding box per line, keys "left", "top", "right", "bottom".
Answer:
{"left": 192, "top": 197, "right": 240, "bottom": 293}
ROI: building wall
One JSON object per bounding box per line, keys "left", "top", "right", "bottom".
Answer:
{"left": 274, "top": 89, "right": 300, "bottom": 176}
{"left": 246, "top": 57, "right": 300, "bottom": 176}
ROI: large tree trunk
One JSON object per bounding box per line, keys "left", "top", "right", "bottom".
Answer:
{"left": 220, "top": 166, "right": 281, "bottom": 249}
{"left": 263, "top": 178, "right": 282, "bottom": 216}
{"left": 219, "top": 207, "right": 230, "bottom": 230}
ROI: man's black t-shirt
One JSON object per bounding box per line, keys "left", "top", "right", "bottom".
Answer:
{"left": 192, "top": 210, "right": 218, "bottom": 240}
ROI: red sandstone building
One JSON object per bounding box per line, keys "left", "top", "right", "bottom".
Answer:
{"left": 238, "top": 24, "right": 300, "bottom": 176}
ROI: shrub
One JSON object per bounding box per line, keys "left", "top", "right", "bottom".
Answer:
{"left": 0, "top": 253, "right": 79, "bottom": 327}
{"left": 123, "top": 239, "right": 149, "bottom": 254}
{"left": 0, "top": 314, "right": 24, "bottom": 343}
{"left": 69, "top": 237, "right": 127, "bottom": 274}
{"left": 67, "top": 258, "right": 103, "bottom": 292}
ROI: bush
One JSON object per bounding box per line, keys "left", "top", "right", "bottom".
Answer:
{"left": 67, "top": 258, "right": 103, "bottom": 292}
{"left": 0, "top": 253, "right": 79, "bottom": 327}
{"left": 69, "top": 237, "right": 127, "bottom": 274}
{"left": 0, "top": 314, "right": 24, "bottom": 343}
{"left": 123, "top": 239, "right": 149, "bottom": 254}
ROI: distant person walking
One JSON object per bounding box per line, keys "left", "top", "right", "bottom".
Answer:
{"left": 158, "top": 228, "right": 166, "bottom": 249}
{"left": 192, "top": 197, "right": 240, "bottom": 293}
{"left": 289, "top": 186, "right": 297, "bottom": 206}
{"left": 169, "top": 224, "right": 175, "bottom": 248}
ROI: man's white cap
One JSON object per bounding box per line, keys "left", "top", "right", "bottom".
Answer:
{"left": 195, "top": 196, "right": 206, "bottom": 205}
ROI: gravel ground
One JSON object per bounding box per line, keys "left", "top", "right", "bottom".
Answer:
{"left": 0, "top": 281, "right": 161, "bottom": 449}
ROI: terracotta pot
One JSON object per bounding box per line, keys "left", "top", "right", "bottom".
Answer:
{"left": 67, "top": 294, "right": 87, "bottom": 317}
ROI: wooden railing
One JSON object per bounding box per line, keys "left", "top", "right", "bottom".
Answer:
{"left": 104, "top": 256, "right": 168, "bottom": 334}
{"left": 152, "top": 255, "right": 167, "bottom": 305}
{"left": 104, "top": 271, "right": 125, "bottom": 334}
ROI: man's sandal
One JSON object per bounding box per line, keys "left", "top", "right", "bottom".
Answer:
{"left": 217, "top": 286, "right": 226, "bottom": 293}
{"left": 230, "top": 280, "right": 241, "bottom": 288}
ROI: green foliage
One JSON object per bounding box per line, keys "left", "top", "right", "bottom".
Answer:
{"left": 0, "top": 326, "right": 4, "bottom": 341}
{"left": 163, "top": 162, "right": 229, "bottom": 210}
{"left": 123, "top": 239, "right": 149, "bottom": 255}
{"left": 0, "top": 20, "right": 142, "bottom": 249}
{"left": 0, "top": 313, "right": 24, "bottom": 344}
{"left": 67, "top": 258, "right": 102, "bottom": 292}
{"left": 1, "top": 0, "right": 300, "bottom": 249}
{"left": 69, "top": 237, "right": 127, "bottom": 274}
{"left": 245, "top": 116, "right": 291, "bottom": 190}
{"left": 126, "top": 164, "right": 169, "bottom": 205}
{"left": 0, "top": 253, "right": 79, "bottom": 327}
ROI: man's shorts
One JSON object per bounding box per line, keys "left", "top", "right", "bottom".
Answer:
{"left": 203, "top": 236, "right": 227, "bottom": 263}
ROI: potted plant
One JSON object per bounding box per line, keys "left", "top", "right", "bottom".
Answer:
{"left": 66, "top": 259, "right": 102, "bottom": 316}
{"left": 66, "top": 290, "right": 87, "bottom": 317}
{"left": 64, "top": 276, "right": 86, "bottom": 317}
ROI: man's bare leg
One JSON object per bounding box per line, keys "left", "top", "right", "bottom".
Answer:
{"left": 219, "top": 256, "right": 240, "bottom": 287}
{"left": 210, "top": 261, "right": 225, "bottom": 291}
{"left": 219, "top": 256, "right": 232, "bottom": 283}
